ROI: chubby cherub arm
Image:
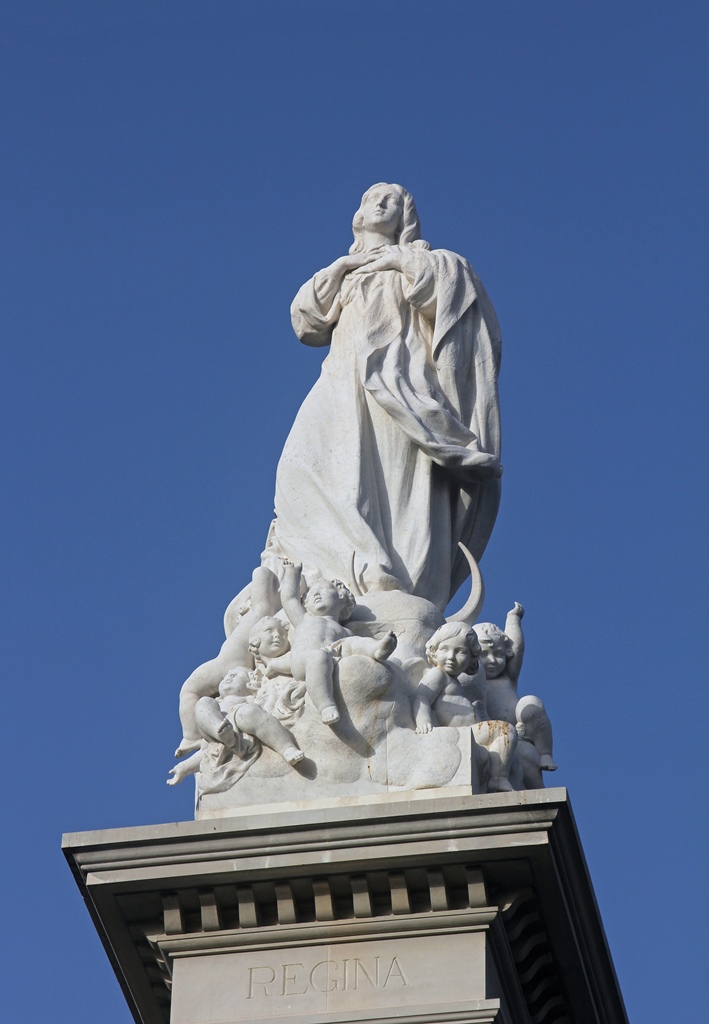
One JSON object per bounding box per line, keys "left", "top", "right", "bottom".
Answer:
{"left": 460, "top": 662, "right": 489, "bottom": 720}
{"left": 279, "top": 560, "right": 306, "bottom": 628}
{"left": 264, "top": 651, "right": 293, "bottom": 678}
{"left": 413, "top": 666, "right": 447, "bottom": 734}
{"left": 167, "top": 748, "right": 203, "bottom": 786}
{"left": 504, "top": 602, "right": 525, "bottom": 683}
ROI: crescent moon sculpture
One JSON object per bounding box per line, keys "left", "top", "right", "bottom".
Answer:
{"left": 445, "top": 543, "right": 485, "bottom": 624}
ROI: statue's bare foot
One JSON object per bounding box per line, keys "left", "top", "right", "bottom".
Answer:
{"left": 374, "top": 631, "right": 397, "bottom": 661}
{"left": 216, "top": 718, "right": 238, "bottom": 748}
{"left": 321, "top": 705, "right": 340, "bottom": 725}
{"left": 283, "top": 746, "right": 305, "bottom": 765}
{"left": 540, "top": 755, "right": 558, "bottom": 771}
{"left": 174, "top": 738, "right": 201, "bottom": 758}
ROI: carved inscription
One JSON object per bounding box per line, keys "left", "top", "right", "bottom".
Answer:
{"left": 169, "top": 934, "right": 484, "bottom": 1023}
{"left": 246, "top": 955, "right": 408, "bottom": 999}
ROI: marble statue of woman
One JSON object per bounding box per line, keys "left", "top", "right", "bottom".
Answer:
{"left": 265, "top": 183, "right": 502, "bottom": 613}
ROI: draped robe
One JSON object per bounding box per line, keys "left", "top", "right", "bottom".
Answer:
{"left": 266, "top": 244, "right": 502, "bottom": 612}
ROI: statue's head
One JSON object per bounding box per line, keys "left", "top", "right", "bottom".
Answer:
{"left": 302, "top": 577, "right": 356, "bottom": 623}
{"left": 248, "top": 616, "right": 290, "bottom": 661}
{"left": 218, "top": 667, "right": 251, "bottom": 697}
{"left": 350, "top": 182, "right": 423, "bottom": 253}
{"left": 425, "top": 621, "right": 480, "bottom": 676}
{"left": 473, "top": 622, "right": 513, "bottom": 679}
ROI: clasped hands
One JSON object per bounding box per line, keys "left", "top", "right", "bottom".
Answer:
{"left": 326, "top": 245, "right": 415, "bottom": 280}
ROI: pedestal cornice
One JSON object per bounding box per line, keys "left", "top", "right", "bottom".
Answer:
{"left": 63, "top": 788, "right": 627, "bottom": 1024}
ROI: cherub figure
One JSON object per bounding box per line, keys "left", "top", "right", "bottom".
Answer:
{"left": 174, "top": 566, "right": 282, "bottom": 758}
{"left": 413, "top": 621, "right": 517, "bottom": 791}
{"left": 278, "top": 559, "right": 397, "bottom": 725}
{"left": 474, "top": 603, "right": 557, "bottom": 777}
{"left": 413, "top": 622, "right": 484, "bottom": 733}
{"left": 247, "top": 615, "right": 292, "bottom": 687}
{"left": 247, "top": 615, "right": 308, "bottom": 724}
{"left": 167, "top": 666, "right": 304, "bottom": 786}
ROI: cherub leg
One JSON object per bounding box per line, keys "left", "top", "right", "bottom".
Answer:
{"left": 175, "top": 569, "right": 280, "bottom": 751}
{"left": 223, "top": 566, "right": 282, "bottom": 639}
{"left": 234, "top": 704, "right": 304, "bottom": 766}
{"left": 304, "top": 648, "right": 340, "bottom": 724}
{"left": 515, "top": 695, "right": 557, "bottom": 771}
{"left": 177, "top": 678, "right": 218, "bottom": 756}
{"left": 338, "top": 632, "right": 397, "bottom": 661}
{"left": 472, "top": 720, "right": 518, "bottom": 793}
{"left": 194, "top": 696, "right": 238, "bottom": 748}
{"left": 176, "top": 568, "right": 283, "bottom": 756}
{"left": 250, "top": 566, "right": 281, "bottom": 619}
{"left": 176, "top": 627, "right": 258, "bottom": 756}
{"left": 515, "top": 740, "right": 543, "bottom": 789}
{"left": 219, "top": 568, "right": 282, "bottom": 669}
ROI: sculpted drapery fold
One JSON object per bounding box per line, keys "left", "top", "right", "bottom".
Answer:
{"left": 168, "top": 185, "right": 557, "bottom": 811}
{"left": 267, "top": 213, "right": 501, "bottom": 612}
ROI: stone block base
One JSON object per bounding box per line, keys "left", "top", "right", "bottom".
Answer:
{"left": 63, "top": 789, "right": 627, "bottom": 1024}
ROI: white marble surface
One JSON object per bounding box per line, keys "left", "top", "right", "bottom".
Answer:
{"left": 268, "top": 183, "right": 502, "bottom": 613}
{"left": 168, "top": 186, "right": 557, "bottom": 814}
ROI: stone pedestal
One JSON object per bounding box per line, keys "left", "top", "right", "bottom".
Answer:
{"left": 63, "top": 789, "right": 627, "bottom": 1024}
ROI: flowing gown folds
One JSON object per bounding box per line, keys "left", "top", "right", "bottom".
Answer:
{"left": 269, "top": 245, "right": 502, "bottom": 612}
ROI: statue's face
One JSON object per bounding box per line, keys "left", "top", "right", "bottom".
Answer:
{"left": 304, "top": 579, "right": 343, "bottom": 617}
{"left": 361, "top": 186, "right": 403, "bottom": 239}
{"left": 432, "top": 637, "right": 471, "bottom": 677}
{"left": 220, "top": 670, "right": 250, "bottom": 697}
{"left": 256, "top": 620, "right": 290, "bottom": 658}
{"left": 477, "top": 637, "right": 507, "bottom": 679}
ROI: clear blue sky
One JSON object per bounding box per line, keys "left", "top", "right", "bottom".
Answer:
{"left": 1, "top": 2, "right": 707, "bottom": 1020}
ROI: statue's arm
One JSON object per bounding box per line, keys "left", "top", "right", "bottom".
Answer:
{"left": 264, "top": 652, "right": 293, "bottom": 678}
{"left": 400, "top": 246, "right": 438, "bottom": 319}
{"left": 279, "top": 561, "right": 306, "bottom": 628}
{"left": 504, "top": 602, "right": 525, "bottom": 682}
{"left": 414, "top": 667, "right": 446, "bottom": 733}
{"left": 291, "top": 252, "right": 377, "bottom": 347}
{"left": 460, "top": 663, "right": 489, "bottom": 719}
{"left": 291, "top": 278, "right": 338, "bottom": 347}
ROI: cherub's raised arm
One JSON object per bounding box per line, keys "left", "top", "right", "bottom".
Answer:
{"left": 413, "top": 666, "right": 446, "bottom": 734}
{"left": 279, "top": 560, "right": 306, "bottom": 628}
{"left": 504, "top": 602, "right": 525, "bottom": 683}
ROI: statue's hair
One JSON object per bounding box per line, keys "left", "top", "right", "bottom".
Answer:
{"left": 349, "top": 182, "right": 430, "bottom": 254}
{"left": 333, "top": 578, "right": 357, "bottom": 621}
{"left": 303, "top": 577, "right": 356, "bottom": 623}
{"left": 473, "top": 622, "right": 514, "bottom": 657}
{"left": 425, "top": 621, "right": 481, "bottom": 670}
{"left": 248, "top": 615, "right": 290, "bottom": 657}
